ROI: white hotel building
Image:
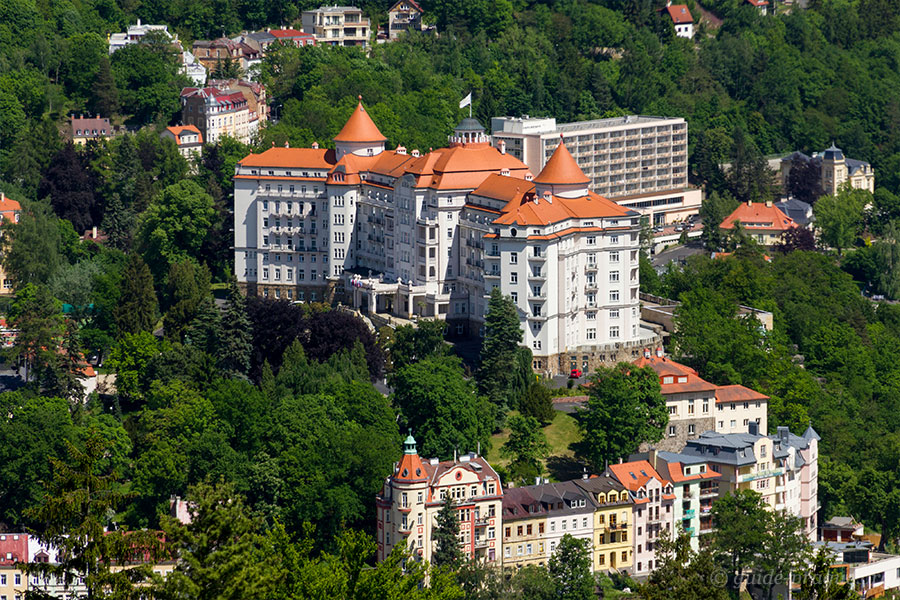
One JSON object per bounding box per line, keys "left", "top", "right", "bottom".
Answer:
{"left": 490, "top": 115, "right": 702, "bottom": 226}
{"left": 233, "top": 101, "right": 660, "bottom": 375}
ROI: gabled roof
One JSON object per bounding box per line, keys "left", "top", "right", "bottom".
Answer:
{"left": 493, "top": 191, "right": 631, "bottom": 227}
{"left": 270, "top": 28, "right": 313, "bottom": 39}
{"left": 533, "top": 141, "right": 590, "bottom": 185}
{"left": 666, "top": 4, "right": 694, "bottom": 24}
{"left": 0, "top": 194, "right": 22, "bottom": 216}
{"left": 390, "top": 0, "right": 423, "bottom": 13}
{"left": 608, "top": 460, "right": 670, "bottom": 493}
{"left": 633, "top": 355, "right": 717, "bottom": 394}
{"left": 165, "top": 125, "right": 203, "bottom": 144}
{"left": 720, "top": 201, "right": 795, "bottom": 231}
{"left": 334, "top": 100, "right": 387, "bottom": 143}
{"left": 746, "top": 0, "right": 768, "bottom": 6}
{"left": 716, "top": 384, "right": 769, "bottom": 404}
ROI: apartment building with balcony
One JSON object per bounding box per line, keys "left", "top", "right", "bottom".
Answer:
{"left": 679, "top": 423, "right": 820, "bottom": 540}
{"left": 180, "top": 86, "right": 251, "bottom": 145}
{"left": 302, "top": 6, "right": 370, "bottom": 48}
{"left": 640, "top": 451, "right": 722, "bottom": 551}
{"left": 501, "top": 487, "right": 549, "bottom": 568}
{"left": 634, "top": 349, "right": 717, "bottom": 451}
{"left": 529, "top": 481, "right": 596, "bottom": 559}
{"left": 490, "top": 115, "right": 701, "bottom": 227}
{"left": 574, "top": 476, "right": 634, "bottom": 572}
{"left": 607, "top": 461, "right": 676, "bottom": 576}
{"left": 387, "top": 0, "right": 424, "bottom": 39}
{"left": 375, "top": 436, "right": 503, "bottom": 565}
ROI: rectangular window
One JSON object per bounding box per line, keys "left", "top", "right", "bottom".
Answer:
{"left": 510, "top": 252, "right": 518, "bottom": 264}
{"left": 586, "top": 328, "right": 596, "bottom": 340}
{"left": 511, "top": 272, "right": 518, "bottom": 284}
{"left": 610, "top": 290, "right": 620, "bottom": 302}
{"left": 610, "top": 271, "right": 620, "bottom": 282}
{"left": 610, "top": 326, "right": 620, "bottom": 338}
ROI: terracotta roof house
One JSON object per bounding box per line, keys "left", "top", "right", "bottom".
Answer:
{"left": 664, "top": 4, "right": 694, "bottom": 38}
{"left": 720, "top": 200, "right": 796, "bottom": 247}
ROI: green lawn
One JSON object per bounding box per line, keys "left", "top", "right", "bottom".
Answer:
{"left": 488, "top": 409, "right": 582, "bottom": 469}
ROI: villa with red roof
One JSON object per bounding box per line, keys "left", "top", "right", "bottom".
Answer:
{"left": 161, "top": 125, "right": 203, "bottom": 160}
{"left": 720, "top": 199, "right": 796, "bottom": 247}
{"left": 375, "top": 435, "right": 503, "bottom": 565}
{"left": 0, "top": 192, "right": 20, "bottom": 296}
{"left": 606, "top": 460, "right": 676, "bottom": 576}
{"left": 663, "top": 3, "right": 694, "bottom": 38}
{"left": 745, "top": 0, "right": 769, "bottom": 14}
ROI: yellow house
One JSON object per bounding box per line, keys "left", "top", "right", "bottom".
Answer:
{"left": 501, "top": 487, "right": 550, "bottom": 568}
{"left": 575, "top": 476, "right": 634, "bottom": 572}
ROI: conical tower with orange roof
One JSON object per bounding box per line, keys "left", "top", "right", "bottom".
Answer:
{"left": 334, "top": 96, "right": 387, "bottom": 159}
{"left": 533, "top": 137, "right": 591, "bottom": 199}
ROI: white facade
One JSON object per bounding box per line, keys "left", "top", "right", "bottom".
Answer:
{"left": 301, "top": 6, "right": 370, "bottom": 47}
{"left": 490, "top": 115, "right": 701, "bottom": 226}
{"left": 234, "top": 106, "right": 660, "bottom": 375}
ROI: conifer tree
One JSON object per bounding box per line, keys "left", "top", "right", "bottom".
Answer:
{"left": 115, "top": 253, "right": 158, "bottom": 336}
{"left": 431, "top": 495, "right": 463, "bottom": 569}
{"left": 90, "top": 55, "right": 120, "bottom": 117}
{"left": 219, "top": 278, "right": 252, "bottom": 377}
{"left": 477, "top": 287, "right": 524, "bottom": 411}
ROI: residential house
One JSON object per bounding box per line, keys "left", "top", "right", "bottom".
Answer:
{"left": 0, "top": 192, "right": 21, "bottom": 295}
{"left": 679, "top": 423, "right": 820, "bottom": 540}
{"left": 821, "top": 516, "right": 864, "bottom": 543}
{"left": 774, "top": 198, "right": 814, "bottom": 227}
{"left": 375, "top": 436, "right": 503, "bottom": 564}
{"left": 719, "top": 200, "right": 796, "bottom": 247}
{"left": 191, "top": 38, "right": 243, "bottom": 73}
{"left": 664, "top": 4, "right": 694, "bottom": 38}
{"left": 634, "top": 349, "right": 717, "bottom": 451}
{"left": 269, "top": 28, "right": 317, "bottom": 47}
{"left": 180, "top": 86, "right": 251, "bottom": 145}
{"left": 161, "top": 125, "right": 203, "bottom": 161}
{"left": 607, "top": 460, "right": 676, "bottom": 576}
{"left": 643, "top": 451, "right": 721, "bottom": 551}
{"left": 715, "top": 384, "right": 768, "bottom": 435}
{"left": 745, "top": 0, "right": 768, "bottom": 14}
{"left": 301, "top": 6, "right": 370, "bottom": 48}
{"left": 818, "top": 541, "right": 900, "bottom": 597}
{"left": 501, "top": 487, "right": 549, "bottom": 568}
{"left": 532, "top": 481, "right": 596, "bottom": 560}
{"left": 70, "top": 115, "right": 112, "bottom": 146}
{"left": 0, "top": 533, "right": 27, "bottom": 600}
{"left": 388, "top": 0, "right": 424, "bottom": 39}
{"left": 181, "top": 51, "right": 207, "bottom": 85}
{"left": 778, "top": 146, "right": 875, "bottom": 197}
{"left": 574, "top": 475, "right": 634, "bottom": 572}
{"left": 207, "top": 78, "right": 268, "bottom": 135}
{"left": 108, "top": 19, "right": 172, "bottom": 53}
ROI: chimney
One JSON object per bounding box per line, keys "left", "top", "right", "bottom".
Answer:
{"left": 498, "top": 140, "right": 506, "bottom": 155}
{"left": 311, "top": 141, "right": 319, "bottom": 149}
{"left": 92, "top": 226, "right": 97, "bottom": 239}
{"left": 747, "top": 199, "right": 753, "bottom": 207}
{"left": 778, "top": 426, "right": 789, "bottom": 445}
{"left": 765, "top": 199, "right": 773, "bottom": 208}
{"left": 396, "top": 146, "right": 407, "bottom": 155}
{"left": 411, "top": 149, "right": 420, "bottom": 157}
{"left": 284, "top": 141, "right": 289, "bottom": 148}
{"left": 748, "top": 421, "right": 759, "bottom": 436}
{"left": 543, "top": 190, "right": 552, "bottom": 204}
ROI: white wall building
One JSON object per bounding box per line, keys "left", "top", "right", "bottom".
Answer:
{"left": 233, "top": 101, "right": 661, "bottom": 376}
{"left": 490, "top": 115, "right": 701, "bottom": 227}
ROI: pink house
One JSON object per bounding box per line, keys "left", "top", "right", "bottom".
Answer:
{"left": 607, "top": 460, "right": 676, "bottom": 576}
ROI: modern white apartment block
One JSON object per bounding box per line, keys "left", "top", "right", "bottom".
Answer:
{"left": 233, "top": 101, "right": 661, "bottom": 376}
{"left": 490, "top": 115, "right": 702, "bottom": 226}
{"left": 375, "top": 435, "right": 503, "bottom": 565}
{"left": 301, "top": 6, "right": 370, "bottom": 48}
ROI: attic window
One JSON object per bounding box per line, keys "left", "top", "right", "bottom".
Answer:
{"left": 663, "top": 376, "right": 674, "bottom": 384}
{"left": 415, "top": 468, "right": 422, "bottom": 476}
{"left": 678, "top": 376, "right": 687, "bottom": 383}
{"left": 455, "top": 471, "right": 462, "bottom": 480}
{"left": 402, "top": 469, "right": 408, "bottom": 477}
{"left": 630, "top": 472, "right": 637, "bottom": 480}
{"left": 640, "top": 470, "right": 647, "bottom": 477}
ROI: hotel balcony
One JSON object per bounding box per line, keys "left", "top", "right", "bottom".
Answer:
{"left": 682, "top": 509, "right": 696, "bottom": 519}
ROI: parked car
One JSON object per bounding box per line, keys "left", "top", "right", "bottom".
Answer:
{"left": 569, "top": 368, "right": 583, "bottom": 379}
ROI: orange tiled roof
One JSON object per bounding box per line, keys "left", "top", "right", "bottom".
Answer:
{"left": 394, "top": 451, "right": 429, "bottom": 483}
{"left": 165, "top": 125, "right": 203, "bottom": 144}
{"left": 633, "top": 355, "right": 717, "bottom": 394}
{"left": 533, "top": 141, "right": 590, "bottom": 185}
{"left": 608, "top": 460, "right": 669, "bottom": 492}
{"left": 238, "top": 147, "right": 336, "bottom": 169}
{"left": 493, "top": 190, "right": 630, "bottom": 227}
{"left": 666, "top": 4, "right": 694, "bottom": 23}
{"left": 663, "top": 461, "right": 721, "bottom": 483}
{"left": 720, "top": 202, "right": 795, "bottom": 231}
{"left": 715, "top": 384, "right": 769, "bottom": 404}
{"left": 0, "top": 195, "right": 22, "bottom": 216}
{"left": 334, "top": 101, "right": 387, "bottom": 143}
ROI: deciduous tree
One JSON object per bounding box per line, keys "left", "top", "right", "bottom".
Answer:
{"left": 501, "top": 414, "right": 550, "bottom": 484}
{"left": 548, "top": 534, "right": 593, "bottom": 600}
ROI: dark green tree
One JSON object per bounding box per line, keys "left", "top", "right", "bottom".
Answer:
{"left": 115, "top": 253, "right": 158, "bottom": 336}
{"left": 518, "top": 381, "right": 555, "bottom": 425}
{"left": 699, "top": 191, "right": 739, "bottom": 250}
{"left": 219, "top": 278, "right": 252, "bottom": 377}
{"left": 575, "top": 363, "right": 668, "bottom": 469}
{"left": 163, "top": 260, "right": 211, "bottom": 342}
{"left": 431, "top": 495, "right": 463, "bottom": 569}
{"left": 2, "top": 201, "right": 62, "bottom": 288}
{"left": 725, "top": 127, "right": 777, "bottom": 204}
{"left": 477, "top": 288, "right": 523, "bottom": 412}
{"left": 25, "top": 431, "right": 164, "bottom": 600}
{"left": 548, "top": 534, "right": 593, "bottom": 600}
{"left": 158, "top": 480, "right": 275, "bottom": 600}
{"left": 710, "top": 489, "right": 769, "bottom": 587}
{"left": 794, "top": 546, "right": 858, "bottom": 600}
{"left": 786, "top": 155, "right": 823, "bottom": 205}
{"left": 38, "top": 141, "right": 98, "bottom": 233}
{"left": 639, "top": 530, "right": 730, "bottom": 600}
{"left": 8, "top": 283, "right": 65, "bottom": 385}
{"left": 392, "top": 355, "right": 492, "bottom": 460}
{"left": 388, "top": 319, "right": 446, "bottom": 373}
{"left": 90, "top": 55, "right": 120, "bottom": 117}
{"left": 500, "top": 414, "right": 550, "bottom": 484}
{"left": 813, "top": 186, "right": 869, "bottom": 255}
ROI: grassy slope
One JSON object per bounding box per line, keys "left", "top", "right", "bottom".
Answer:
{"left": 487, "top": 410, "right": 582, "bottom": 469}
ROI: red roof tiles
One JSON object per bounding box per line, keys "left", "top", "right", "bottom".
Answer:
{"left": 334, "top": 101, "right": 387, "bottom": 143}
{"left": 666, "top": 4, "right": 694, "bottom": 23}
{"left": 720, "top": 201, "right": 795, "bottom": 231}
{"left": 533, "top": 141, "right": 590, "bottom": 185}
